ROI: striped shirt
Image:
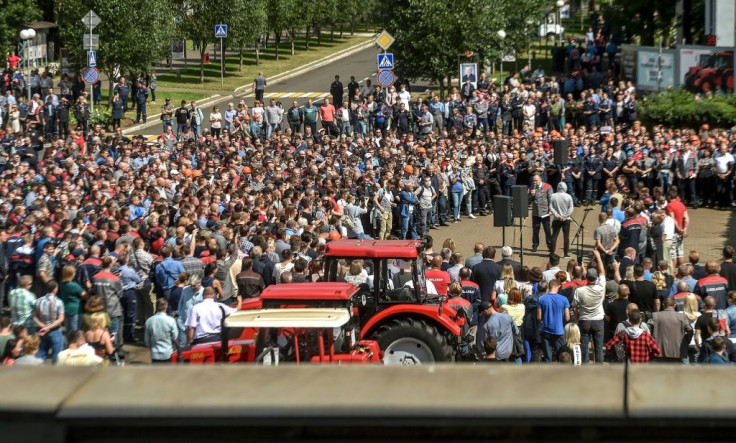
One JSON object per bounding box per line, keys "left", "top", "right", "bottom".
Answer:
{"left": 34, "top": 294, "right": 65, "bottom": 327}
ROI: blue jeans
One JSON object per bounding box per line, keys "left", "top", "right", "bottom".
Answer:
{"left": 110, "top": 316, "right": 122, "bottom": 348}
{"left": 177, "top": 122, "right": 187, "bottom": 136}
{"left": 191, "top": 123, "right": 201, "bottom": 137}
{"left": 451, "top": 191, "right": 462, "bottom": 220}
{"left": 541, "top": 332, "right": 564, "bottom": 362}
{"left": 399, "top": 214, "right": 417, "bottom": 240}
{"left": 38, "top": 328, "right": 64, "bottom": 364}
{"left": 122, "top": 288, "right": 138, "bottom": 342}
{"left": 578, "top": 319, "right": 605, "bottom": 364}
{"left": 64, "top": 313, "right": 81, "bottom": 332}
{"left": 266, "top": 123, "right": 279, "bottom": 139}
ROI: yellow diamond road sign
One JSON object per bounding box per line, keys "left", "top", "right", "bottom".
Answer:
{"left": 376, "top": 30, "right": 395, "bottom": 51}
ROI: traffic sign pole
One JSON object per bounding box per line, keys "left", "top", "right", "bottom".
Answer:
{"left": 82, "top": 10, "right": 102, "bottom": 113}
{"left": 215, "top": 24, "right": 228, "bottom": 88}
{"left": 89, "top": 19, "right": 93, "bottom": 113}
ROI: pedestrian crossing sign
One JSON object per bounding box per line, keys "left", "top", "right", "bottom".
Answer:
{"left": 215, "top": 24, "right": 228, "bottom": 38}
{"left": 377, "top": 53, "right": 394, "bottom": 70}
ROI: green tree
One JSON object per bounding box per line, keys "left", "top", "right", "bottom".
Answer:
{"left": 383, "top": 0, "right": 545, "bottom": 97}
{"left": 266, "top": 0, "right": 298, "bottom": 60}
{"left": 0, "top": 0, "right": 42, "bottom": 58}
{"left": 602, "top": 0, "right": 677, "bottom": 46}
{"left": 228, "top": 0, "right": 267, "bottom": 70}
{"left": 56, "top": 0, "right": 175, "bottom": 97}
{"left": 174, "top": 0, "right": 228, "bottom": 84}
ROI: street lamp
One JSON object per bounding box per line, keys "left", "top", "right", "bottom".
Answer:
{"left": 556, "top": 0, "right": 565, "bottom": 48}
{"left": 497, "top": 30, "right": 506, "bottom": 80}
{"left": 18, "top": 28, "right": 36, "bottom": 103}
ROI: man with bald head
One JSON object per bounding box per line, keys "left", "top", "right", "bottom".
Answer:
{"left": 425, "top": 255, "right": 451, "bottom": 296}
{"left": 466, "top": 243, "right": 484, "bottom": 269}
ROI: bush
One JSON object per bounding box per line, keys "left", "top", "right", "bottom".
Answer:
{"left": 641, "top": 89, "right": 736, "bottom": 129}
{"left": 88, "top": 108, "right": 113, "bottom": 129}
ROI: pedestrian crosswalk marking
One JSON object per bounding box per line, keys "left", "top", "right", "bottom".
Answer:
{"left": 253, "top": 92, "right": 330, "bottom": 100}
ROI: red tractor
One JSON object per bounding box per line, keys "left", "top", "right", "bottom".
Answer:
{"left": 684, "top": 51, "right": 734, "bottom": 93}
{"left": 174, "top": 239, "right": 474, "bottom": 365}
{"left": 321, "top": 239, "right": 473, "bottom": 364}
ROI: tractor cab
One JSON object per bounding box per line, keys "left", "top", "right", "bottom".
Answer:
{"left": 323, "top": 239, "right": 433, "bottom": 310}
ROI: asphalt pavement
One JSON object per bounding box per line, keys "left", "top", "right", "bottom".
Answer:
{"left": 128, "top": 45, "right": 381, "bottom": 136}
{"left": 243, "top": 46, "right": 381, "bottom": 102}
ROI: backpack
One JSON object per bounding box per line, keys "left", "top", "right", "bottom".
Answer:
{"left": 522, "top": 293, "right": 542, "bottom": 344}
{"left": 509, "top": 323, "right": 525, "bottom": 360}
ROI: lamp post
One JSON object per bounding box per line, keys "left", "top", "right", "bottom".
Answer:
{"left": 19, "top": 28, "right": 36, "bottom": 103}
{"left": 496, "top": 30, "right": 506, "bottom": 81}
{"left": 556, "top": 0, "right": 565, "bottom": 48}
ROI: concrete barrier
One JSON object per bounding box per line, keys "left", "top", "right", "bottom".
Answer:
{"left": 3, "top": 364, "right": 736, "bottom": 441}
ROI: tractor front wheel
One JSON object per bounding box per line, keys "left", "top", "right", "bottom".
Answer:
{"left": 372, "top": 318, "right": 454, "bottom": 365}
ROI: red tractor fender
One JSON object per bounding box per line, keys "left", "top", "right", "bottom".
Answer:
{"left": 360, "top": 304, "right": 463, "bottom": 339}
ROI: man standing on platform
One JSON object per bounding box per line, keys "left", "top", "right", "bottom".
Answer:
{"left": 530, "top": 174, "right": 554, "bottom": 253}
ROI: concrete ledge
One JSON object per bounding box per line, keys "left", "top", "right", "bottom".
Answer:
{"left": 57, "top": 365, "right": 624, "bottom": 421}
{"left": 0, "top": 367, "right": 96, "bottom": 414}
{"left": 628, "top": 365, "right": 736, "bottom": 419}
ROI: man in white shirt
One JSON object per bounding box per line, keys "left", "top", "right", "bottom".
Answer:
{"left": 398, "top": 85, "right": 411, "bottom": 108}
{"left": 185, "top": 287, "right": 235, "bottom": 345}
{"left": 713, "top": 143, "right": 734, "bottom": 208}
{"left": 572, "top": 255, "right": 606, "bottom": 364}
{"left": 662, "top": 211, "right": 676, "bottom": 267}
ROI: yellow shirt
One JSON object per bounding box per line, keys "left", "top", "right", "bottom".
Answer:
{"left": 500, "top": 304, "right": 525, "bottom": 326}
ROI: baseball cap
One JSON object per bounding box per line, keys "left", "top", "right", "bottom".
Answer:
{"left": 586, "top": 268, "right": 598, "bottom": 280}
{"left": 479, "top": 301, "right": 492, "bottom": 312}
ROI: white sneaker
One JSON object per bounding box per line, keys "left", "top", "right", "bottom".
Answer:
{"left": 468, "top": 214, "right": 476, "bottom": 219}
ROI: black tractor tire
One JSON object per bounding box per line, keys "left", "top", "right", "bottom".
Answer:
{"left": 371, "top": 318, "right": 454, "bottom": 364}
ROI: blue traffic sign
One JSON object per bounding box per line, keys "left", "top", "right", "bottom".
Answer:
{"left": 377, "top": 69, "right": 396, "bottom": 88}
{"left": 88, "top": 50, "right": 97, "bottom": 67}
{"left": 215, "top": 24, "right": 228, "bottom": 38}
{"left": 82, "top": 66, "right": 100, "bottom": 85}
{"left": 377, "top": 53, "right": 394, "bottom": 70}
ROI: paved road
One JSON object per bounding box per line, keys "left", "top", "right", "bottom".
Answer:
{"left": 243, "top": 46, "right": 381, "bottom": 102}
{"left": 130, "top": 46, "right": 381, "bottom": 135}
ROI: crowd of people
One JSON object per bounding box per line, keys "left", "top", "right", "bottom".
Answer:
{"left": 1, "top": 41, "right": 736, "bottom": 365}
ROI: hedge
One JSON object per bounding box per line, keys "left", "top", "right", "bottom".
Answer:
{"left": 640, "top": 89, "right": 736, "bottom": 129}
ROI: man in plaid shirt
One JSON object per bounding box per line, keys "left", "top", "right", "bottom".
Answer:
{"left": 606, "top": 309, "right": 661, "bottom": 363}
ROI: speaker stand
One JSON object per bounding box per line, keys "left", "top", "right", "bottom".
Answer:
{"left": 502, "top": 226, "right": 506, "bottom": 247}
{"left": 519, "top": 217, "right": 525, "bottom": 266}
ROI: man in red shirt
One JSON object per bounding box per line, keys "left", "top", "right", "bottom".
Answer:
{"left": 318, "top": 98, "right": 336, "bottom": 136}
{"left": 665, "top": 189, "right": 689, "bottom": 270}
{"left": 7, "top": 52, "right": 21, "bottom": 71}
{"left": 425, "top": 255, "right": 451, "bottom": 296}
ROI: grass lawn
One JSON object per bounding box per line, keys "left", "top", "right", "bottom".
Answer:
{"left": 155, "top": 33, "right": 372, "bottom": 91}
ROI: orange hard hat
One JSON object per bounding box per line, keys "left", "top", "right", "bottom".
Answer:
{"left": 329, "top": 230, "right": 341, "bottom": 241}
{"left": 404, "top": 165, "right": 414, "bottom": 174}
{"left": 243, "top": 166, "right": 252, "bottom": 174}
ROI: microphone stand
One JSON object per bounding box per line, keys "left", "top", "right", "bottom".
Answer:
{"left": 572, "top": 206, "right": 594, "bottom": 265}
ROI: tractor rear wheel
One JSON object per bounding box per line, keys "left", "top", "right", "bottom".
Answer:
{"left": 372, "top": 318, "right": 454, "bottom": 365}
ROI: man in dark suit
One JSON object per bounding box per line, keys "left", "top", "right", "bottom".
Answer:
{"left": 676, "top": 142, "right": 699, "bottom": 207}
{"left": 498, "top": 246, "right": 522, "bottom": 280}
{"left": 471, "top": 246, "right": 502, "bottom": 302}
{"left": 43, "top": 96, "right": 57, "bottom": 141}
